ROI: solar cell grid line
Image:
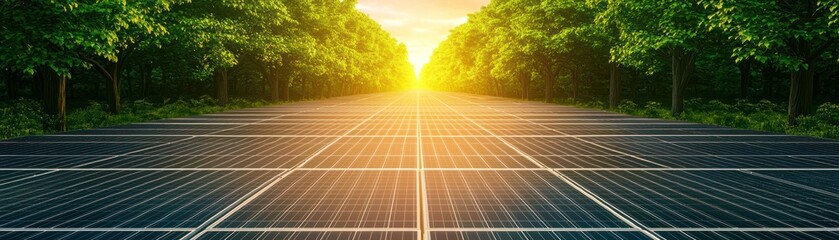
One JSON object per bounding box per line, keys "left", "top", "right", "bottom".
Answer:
{"left": 425, "top": 170, "right": 630, "bottom": 229}
{"left": 424, "top": 92, "right": 662, "bottom": 240}
{"left": 418, "top": 90, "right": 430, "bottom": 240}
{"left": 561, "top": 170, "right": 839, "bottom": 229}
{"left": 0, "top": 95, "right": 377, "bottom": 237}
{"left": 653, "top": 230, "right": 839, "bottom": 240}
{"left": 0, "top": 231, "right": 188, "bottom": 240}
{"left": 43, "top": 94, "right": 377, "bottom": 169}
{"left": 750, "top": 171, "right": 839, "bottom": 195}
{"left": 437, "top": 93, "right": 671, "bottom": 168}
{"left": 205, "top": 170, "right": 414, "bottom": 229}
{"left": 0, "top": 170, "right": 281, "bottom": 229}
{"left": 184, "top": 93, "right": 411, "bottom": 240}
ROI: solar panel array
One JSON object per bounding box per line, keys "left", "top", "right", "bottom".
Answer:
{"left": 0, "top": 91, "right": 837, "bottom": 240}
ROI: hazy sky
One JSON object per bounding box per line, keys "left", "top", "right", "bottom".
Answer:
{"left": 356, "top": 0, "right": 490, "bottom": 76}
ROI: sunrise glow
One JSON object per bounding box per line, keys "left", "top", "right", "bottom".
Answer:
{"left": 356, "top": 0, "right": 489, "bottom": 78}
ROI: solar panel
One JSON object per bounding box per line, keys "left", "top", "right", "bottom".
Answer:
{"left": 0, "top": 231, "right": 187, "bottom": 240}
{"left": 0, "top": 170, "right": 281, "bottom": 228}
{"left": 198, "top": 231, "right": 418, "bottom": 240}
{"left": 429, "top": 231, "right": 651, "bottom": 240}
{"left": 0, "top": 142, "right": 161, "bottom": 155}
{"left": 0, "top": 91, "right": 835, "bottom": 240}
{"left": 0, "top": 156, "right": 106, "bottom": 168}
{"left": 563, "top": 170, "right": 839, "bottom": 228}
{"left": 0, "top": 171, "right": 47, "bottom": 185}
{"left": 425, "top": 170, "right": 629, "bottom": 228}
{"left": 757, "top": 171, "right": 839, "bottom": 194}
{"left": 216, "top": 170, "right": 416, "bottom": 228}
{"left": 643, "top": 156, "right": 839, "bottom": 168}
{"left": 654, "top": 231, "right": 839, "bottom": 240}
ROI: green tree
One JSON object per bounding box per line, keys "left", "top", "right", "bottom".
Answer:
{"left": 703, "top": 0, "right": 839, "bottom": 125}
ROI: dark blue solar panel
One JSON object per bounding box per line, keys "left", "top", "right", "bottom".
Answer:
{"left": 0, "top": 231, "right": 186, "bottom": 240}
{"left": 429, "top": 231, "right": 651, "bottom": 240}
{"left": 655, "top": 231, "right": 839, "bottom": 240}
{"left": 564, "top": 170, "right": 839, "bottom": 228}
{"left": 0, "top": 170, "right": 281, "bottom": 228}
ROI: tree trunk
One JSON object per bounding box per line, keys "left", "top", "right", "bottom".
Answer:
{"left": 738, "top": 59, "right": 751, "bottom": 99}
{"left": 520, "top": 77, "right": 529, "bottom": 100}
{"left": 609, "top": 62, "right": 621, "bottom": 109}
{"left": 671, "top": 48, "right": 696, "bottom": 116}
{"left": 39, "top": 66, "right": 66, "bottom": 132}
{"left": 788, "top": 59, "right": 816, "bottom": 125}
{"left": 495, "top": 79, "right": 503, "bottom": 96}
{"left": 544, "top": 73, "right": 554, "bottom": 103}
{"left": 91, "top": 60, "right": 122, "bottom": 114}
{"left": 326, "top": 82, "right": 332, "bottom": 97}
{"left": 571, "top": 67, "right": 580, "bottom": 102}
{"left": 140, "top": 62, "right": 151, "bottom": 98}
{"left": 280, "top": 77, "right": 290, "bottom": 101}
{"left": 105, "top": 62, "right": 121, "bottom": 114}
{"left": 301, "top": 78, "right": 307, "bottom": 100}
{"left": 215, "top": 68, "right": 229, "bottom": 106}
{"left": 267, "top": 67, "right": 279, "bottom": 102}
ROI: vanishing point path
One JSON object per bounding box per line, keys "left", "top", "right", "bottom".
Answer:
{"left": 0, "top": 91, "right": 838, "bottom": 240}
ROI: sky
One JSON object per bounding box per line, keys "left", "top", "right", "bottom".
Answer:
{"left": 355, "top": 0, "right": 490, "bottom": 76}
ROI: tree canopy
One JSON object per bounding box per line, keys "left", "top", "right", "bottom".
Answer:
{"left": 1, "top": 0, "right": 415, "bottom": 130}
{"left": 422, "top": 0, "right": 838, "bottom": 125}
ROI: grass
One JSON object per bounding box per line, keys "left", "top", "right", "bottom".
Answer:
{"left": 1, "top": 96, "right": 272, "bottom": 140}
{"left": 559, "top": 98, "right": 839, "bottom": 140}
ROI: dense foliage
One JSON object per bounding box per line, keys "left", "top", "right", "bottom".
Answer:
{"left": 422, "top": 0, "right": 839, "bottom": 125}
{"left": 0, "top": 97, "right": 269, "bottom": 139}
{"left": 1, "top": 0, "right": 415, "bottom": 131}
{"left": 595, "top": 99, "right": 837, "bottom": 139}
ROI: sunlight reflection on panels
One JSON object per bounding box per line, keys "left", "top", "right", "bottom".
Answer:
{"left": 83, "top": 155, "right": 309, "bottom": 168}
{"left": 318, "top": 137, "right": 417, "bottom": 156}
{"left": 303, "top": 155, "right": 417, "bottom": 168}
{"left": 503, "top": 138, "right": 617, "bottom": 156}
{"left": 425, "top": 170, "right": 629, "bottom": 228}
{"left": 217, "top": 170, "right": 416, "bottom": 228}
{"left": 423, "top": 137, "right": 519, "bottom": 156}
{"left": 199, "top": 231, "right": 418, "bottom": 240}
{"left": 423, "top": 155, "right": 538, "bottom": 168}
{"left": 132, "top": 137, "right": 334, "bottom": 156}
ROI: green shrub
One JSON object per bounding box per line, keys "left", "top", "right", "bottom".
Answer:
{"left": 789, "top": 103, "right": 839, "bottom": 139}
{"left": 1, "top": 96, "right": 271, "bottom": 140}
{"left": 641, "top": 101, "right": 669, "bottom": 118}
{"left": 617, "top": 100, "right": 639, "bottom": 114}
{"left": 574, "top": 98, "right": 835, "bottom": 140}
{"left": 0, "top": 99, "right": 44, "bottom": 139}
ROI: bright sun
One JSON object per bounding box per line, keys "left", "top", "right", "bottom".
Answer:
{"left": 355, "top": 0, "right": 486, "bottom": 79}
